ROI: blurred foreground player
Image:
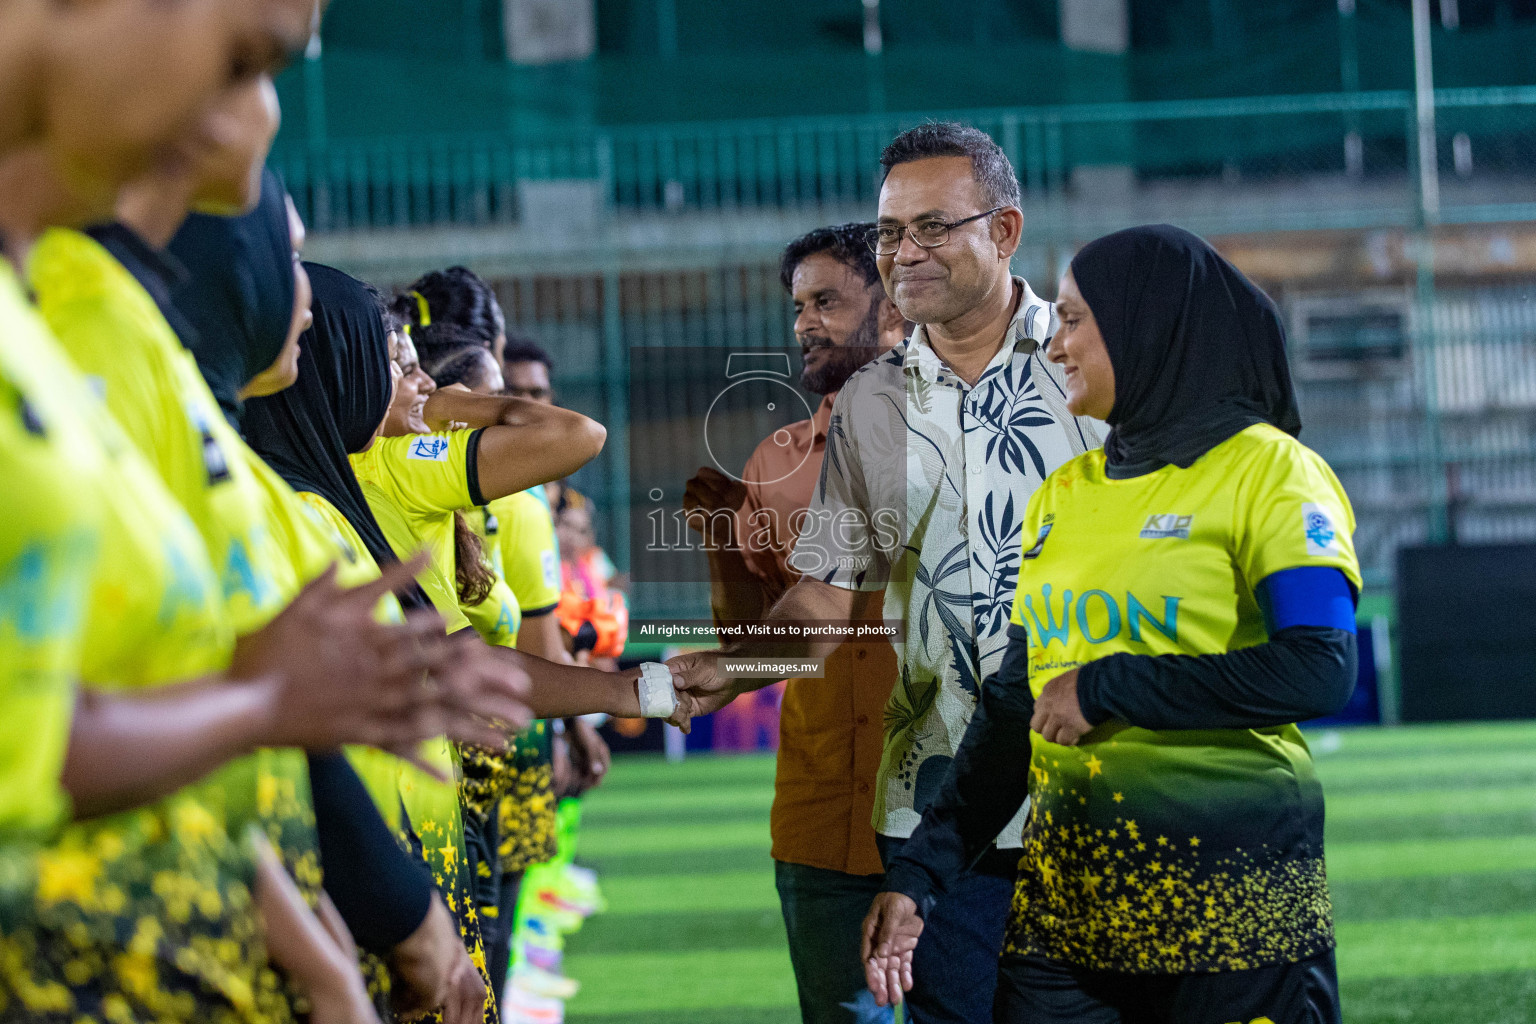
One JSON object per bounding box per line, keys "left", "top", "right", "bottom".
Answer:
{"left": 867, "top": 225, "right": 1359, "bottom": 1024}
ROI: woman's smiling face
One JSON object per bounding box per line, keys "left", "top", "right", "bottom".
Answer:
{"left": 1049, "top": 268, "right": 1116, "bottom": 422}
{"left": 382, "top": 330, "right": 436, "bottom": 437}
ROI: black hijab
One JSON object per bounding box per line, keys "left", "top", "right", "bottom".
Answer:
{"left": 167, "top": 168, "right": 296, "bottom": 427}
{"left": 1069, "top": 224, "right": 1301, "bottom": 478}
{"left": 242, "top": 262, "right": 427, "bottom": 608}
{"left": 171, "top": 170, "right": 296, "bottom": 426}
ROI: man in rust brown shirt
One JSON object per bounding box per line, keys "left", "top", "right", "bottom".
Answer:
{"left": 685, "top": 223, "right": 908, "bottom": 1024}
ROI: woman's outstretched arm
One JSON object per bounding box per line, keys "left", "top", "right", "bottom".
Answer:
{"left": 863, "top": 625, "right": 1035, "bottom": 1006}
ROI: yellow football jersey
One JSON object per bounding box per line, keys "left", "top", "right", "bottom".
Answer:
{"left": 1005, "top": 423, "right": 1361, "bottom": 974}
{"left": 479, "top": 490, "right": 562, "bottom": 616}
{"left": 4, "top": 258, "right": 287, "bottom": 1024}
{"left": 468, "top": 493, "right": 560, "bottom": 873}
{"left": 32, "top": 229, "right": 325, "bottom": 901}
{"left": 0, "top": 265, "right": 104, "bottom": 835}
{"left": 291, "top": 490, "right": 488, "bottom": 985}
{"left": 27, "top": 230, "right": 229, "bottom": 696}
{"left": 350, "top": 430, "right": 520, "bottom": 647}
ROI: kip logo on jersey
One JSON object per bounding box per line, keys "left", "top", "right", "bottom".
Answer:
{"left": 18, "top": 398, "right": 46, "bottom": 437}
{"left": 1139, "top": 513, "right": 1193, "bottom": 540}
{"left": 188, "top": 404, "right": 231, "bottom": 485}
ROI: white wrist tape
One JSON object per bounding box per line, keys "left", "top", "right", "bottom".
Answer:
{"left": 637, "top": 662, "right": 679, "bottom": 718}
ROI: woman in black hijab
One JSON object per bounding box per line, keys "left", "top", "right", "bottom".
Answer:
{"left": 173, "top": 219, "right": 505, "bottom": 1021}
{"left": 242, "top": 262, "right": 511, "bottom": 1023}
{"left": 242, "top": 261, "right": 407, "bottom": 576}
{"left": 1069, "top": 221, "right": 1302, "bottom": 476}
{"left": 866, "top": 226, "right": 1360, "bottom": 1024}
{"left": 170, "top": 167, "right": 297, "bottom": 427}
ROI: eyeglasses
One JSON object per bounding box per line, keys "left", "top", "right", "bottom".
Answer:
{"left": 865, "top": 207, "right": 1005, "bottom": 256}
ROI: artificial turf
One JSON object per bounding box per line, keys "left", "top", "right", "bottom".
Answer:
{"left": 562, "top": 721, "right": 1536, "bottom": 1023}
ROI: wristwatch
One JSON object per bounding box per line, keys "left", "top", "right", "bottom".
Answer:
{"left": 636, "top": 662, "right": 679, "bottom": 719}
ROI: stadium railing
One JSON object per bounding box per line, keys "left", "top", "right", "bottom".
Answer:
{"left": 273, "top": 86, "right": 1536, "bottom": 235}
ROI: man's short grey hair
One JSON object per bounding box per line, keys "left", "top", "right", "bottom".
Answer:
{"left": 879, "top": 122, "right": 1022, "bottom": 210}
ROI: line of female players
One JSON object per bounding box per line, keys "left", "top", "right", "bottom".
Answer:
{"left": 0, "top": 3, "right": 694, "bottom": 1023}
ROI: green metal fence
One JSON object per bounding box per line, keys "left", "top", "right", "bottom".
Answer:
{"left": 453, "top": 266, "right": 1536, "bottom": 623}
{"left": 1300, "top": 284, "right": 1536, "bottom": 585}
{"left": 275, "top": 87, "right": 1536, "bottom": 235}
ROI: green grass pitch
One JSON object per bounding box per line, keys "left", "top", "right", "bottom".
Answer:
{"left": 561, "top": 722, "right": 1536, "bottom": 1023}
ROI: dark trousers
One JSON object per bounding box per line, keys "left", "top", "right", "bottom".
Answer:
{"left": 462, "top": 811, "right": 505, "bottom": 1004}
{"left": 486, "top": 870, "right": 522, "bottom": 1001}
{"left": 774, "top": 860, "right": 895, "bottom": 1024}
{"left": 876, "top": 835, "right": 1016, "bottom": 1024}
{"left": 992, "top": 949, "right": 1342, "bottom": 1024}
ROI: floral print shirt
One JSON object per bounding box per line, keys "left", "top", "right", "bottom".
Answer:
{"left": 789, "top": 278, "right": 1100, "bottom": 843}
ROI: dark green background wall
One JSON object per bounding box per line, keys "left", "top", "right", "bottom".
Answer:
{"left": 276, "top": 0, "right": 1536, "bottom": 141}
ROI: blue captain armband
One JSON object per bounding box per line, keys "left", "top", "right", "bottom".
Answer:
{"left": 1256, "top": 566, "right": 1357, "bottom": 635}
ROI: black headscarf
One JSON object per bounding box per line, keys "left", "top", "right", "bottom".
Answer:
{"left": 1069, "top": 224, "right": 1301, "bottom": 478}
{"left": 167, "top": 168, "right": 296, "bottom": 427}
{"left": 242, "top": 262, "right": 427, "bottom": 608}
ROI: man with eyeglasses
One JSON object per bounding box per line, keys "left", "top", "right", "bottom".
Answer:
{"left": 671, "top": 122, "right": 1101, "bottom": 1023}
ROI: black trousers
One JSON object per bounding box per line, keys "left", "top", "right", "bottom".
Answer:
{"left": 486, "top": 870, "right": 522, "bottom": 1001}
{"left": 461, "top": 810, "right": 504, "bottom": 1003}
{"left": 877, "top": 836, "right": 1017, "bottom": 1024}
{"left": 992, "top": 949, "right": 1341, "bottom": 1024}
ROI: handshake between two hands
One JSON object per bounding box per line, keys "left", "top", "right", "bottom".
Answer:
{"left": 658, "top": 649, "right": 745, "bottom": 732}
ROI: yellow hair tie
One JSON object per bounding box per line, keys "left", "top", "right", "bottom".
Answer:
{"left": 410, "top": 290, "right": 431, "bottom": 327}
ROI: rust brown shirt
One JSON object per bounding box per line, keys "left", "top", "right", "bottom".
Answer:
{"left": 731, "top": 394, "right": 893, "bottom": 876}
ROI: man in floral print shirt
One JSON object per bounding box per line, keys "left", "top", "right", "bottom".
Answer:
{"left": 672, "top": 123, "right": 1099, "bottom": 1023}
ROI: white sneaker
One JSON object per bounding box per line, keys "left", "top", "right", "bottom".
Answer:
{"left": 511, "top": 964, "right": 580, "bottom": 1001}
{"left": 500, "top": 986, "right": 564, "bottom": 1024}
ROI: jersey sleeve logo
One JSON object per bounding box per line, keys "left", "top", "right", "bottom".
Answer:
{"left": 1139, "top": 514, "right": 1193, "bottom": 540}
{"left": 540, "top": 549, "right": 560, "bottom": 588}
{"left": 1303, "top": 503, "right": 1340, "bottom": 555}
{"left": 408, "top": 436, "right": 452, "bottom": 462}
{"left": 1023, "top": 522, "right": 1053, "bottom": 559}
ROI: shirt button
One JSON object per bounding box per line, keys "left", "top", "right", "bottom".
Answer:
{"left": 858, "top": 781, "right": 871, "bottom": 794}
{"left": 856, "top": 649, "right": 867, "bottom": 660}
{"left": 856, "top": 715, "right": 869, "bottom": 725}
{"left": 970, "top": 463, "right": 983, "bottom": 476}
